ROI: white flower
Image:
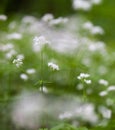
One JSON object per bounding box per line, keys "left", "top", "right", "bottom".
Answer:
{"left": 83, "top": 21, "right": 104, "bottom": 35}
{"left": 99, "top": 91, "right": 108, "bottom": 97}
{"left": 107, "top": 86, "right": 115, "bottom": 91}
{"left": 39, "top": 86, "right": 48, "bottom": 93}
{"left": 20, "top": 73, "right": 28, "bottom": 81}
{"left": 48, "top": 62, "right": 59, "bottom": 71}
{"left": 33, "top": 36, "right": 50, "bottom": 45}
{"left": 59, "top": 111, "right": 72, "bottom": 120}
{"left": 99, "top": 79, "right": 108, "bottom": 86}
{"left": 42, "top": 13, "right": 54, "bottom": 22}
{"left": 26, "top": 68, "right": 36, "bottom": 74}
{"left": 7, "top": 33, "right": 22, "bottom": 40}
{"left": 72, "top": 0, "right": 92, "bottom": 11}
{"left": 83, "top": 21, "right": 93, "bottom": 30}
{"left": 17, "top": 54, "right": 24, "bottom": 60}
{"left": 91, "top": 0, "right": 102, "bottom": 5}
{"left": 91, "top": 26, "right": 104, "bottom": 35}
{"left": 0, "top": 14, "right": 7, "bottom": 21}
{"left": 99, "top": 106, "right": 112, "bottom": 119}
{"left": 77, "top": 73, "right": 90, "bottom": 80}
{"left": 84, "top": 79, "right": 92, "bottom": 84}
{"left": 33, "top": 36, "right": 50, "bottom": 52}
{"left": 49, "top": 17, "right": 68, "bottom": 26}
{"left": 11, "top": 91, "right": 45, "bottom": 129}
{"left": 13, "top": 54, "right": 24, "bottom": 67}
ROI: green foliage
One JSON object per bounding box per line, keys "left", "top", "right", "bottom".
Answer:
{"left": 51, "top": 124, "right": 88, "bottom": 130}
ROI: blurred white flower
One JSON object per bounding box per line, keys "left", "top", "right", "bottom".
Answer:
{"left": 0, "top": 14, "right": 7, "bottom": 21}
{"left": 49, "top": 17, "right": 68, "bottom": 26}
{"left": 91, "top": 0, "right": 102, "bottom": 5}
{"left": 11, "top": 91, "right": 46, "bottom": 129}
{"left": 91, "top": 26, "right": 104, "bottom": 35}
{"left": 33, "top": 36, "right": 50, "bottom": 52}
{"left": 20, "top": 73, "right": 28, "bottom": 81}
{"left": 84, "top": 79, "right": 92, "bottom": 84}
{"left": 73, "top": 0, "right": 92, "bottom": 11}
{"left": 59, "top": 111, "right": 72, "bottom": 120}
{"left": 98, "top": 106, "right": 112, "bottom": 119}
{"left": 99, "top": 91, "right": 108, "bottom": 97}
{"left": 83, "top": 21, "right": 104, "bottom": 35}
{"left": 75, "top": 103, "right": 98, "bottom": 124}
{"left": 98, "top": 79, "right": 109, "bottom": 86}
{"left": 42, "top": 13, "right": 54, "bottom": 22}
{"left": 48, "top": 62, "right": 59, "bottom": 71}
{"left": 39, "top": 86, "right": 48, "bottom": 93}
{"left": 22, "top": 16, "right": 37, "bottom": 24}
{"left": 26, "top": 68, "right": 36, "bottom": 74}
{"left": 83, "top": 21, "right": 93, "bottom": 30}
{"left": 33, "top": 36, "right": 50, "bottom": 45}
{"left": 88, "top": 41, "right": 106, "bottom": 53}
{"left": 107, "top": 86, "right": 115, "bottom": 91}
{"left": 5, "top": 49, "right": 17, "bottom": 59}
{"left": 72, "top": 0, "right": 102, "bottom": 11}
{"left": 7, "top": 33, "right": 22, "bottom": 40}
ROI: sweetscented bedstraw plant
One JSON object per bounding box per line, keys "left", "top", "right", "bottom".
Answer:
{"left": 77, "top": 73, "right": 92, "bottom": 101}
{"left": 0, "top": 1, "right": 115, "bottom": 129}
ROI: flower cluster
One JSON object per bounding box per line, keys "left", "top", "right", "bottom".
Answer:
{"left": 99, "top": 85, "right": 115, "bottom": 97}
{"left": 33, "top": 36, "right": 50, "bottom": 52}
{"left": 48, "top": 62, "right": 59, "bottom": 71}
{"left": 77, "top": 73, "right": 91, "bottom": 84}
{"left": 20, "top": 68, "right": 36, "bottom": 81}
{"left": 13, "top": 54, "right": 24, "bottom": 67}
{"left": 83, "top": 21, "right": 104, "bottom": 35}
{"left": 42, "top": 13, "right": 68, "bottom": 26}
{"left": 72, "top": 0, "right": 102, "bottom": 11}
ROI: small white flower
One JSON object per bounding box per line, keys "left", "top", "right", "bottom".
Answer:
{"left": 39, "top": 86, "right": 48, "bottom": 93}
{"left": 7, "top": 33, "right": 22, "bottom": 40}
{"left": 17, "top": 54, "right": 24, "bottom": 60}
{"left": 13, "top": 54, "right": 24, "bottom": 67}
{"left": 84, "top": 79, "right": 92, "bottom": 84}
{"left": 91, "top": 26, "right": 104, "bottom": 35}
{"left": 99, "top": 79, "right": 108, "bottom": 86}
{"left": 77, "top": 73, "right": 90, "bottom": 80}
{"left": 91, "top": 0, "right": 102, "bottom": 5}
{"left": 59, "top": 112, "right": 72, "bottom": 120}
{"left": 49, "top": 17, "right": 68, "bottom": 26}
{"left": 20, "top": 73, "right": 28, "bottom": 81}
{"left": 72, "top": 0, "right": 92, "bottom": 11}
{"left": 0, "top": 14, "right": 7, "bottom": 21}
{"left": 33, "top": 36, "right": 50, "bottom": 45}
{"left": 42, "top": 13, "right": 54, "bottom": 22}
{"left": 99, "top": 91, "right": 108, "bottom": 97}
{"left": 33, "top": 36, "right": 50, "bottom": 52}
{"left": 48, "top": 62, "right": 59, "bottom": 71}
{"left": 107, "top": 86, "right": 115, "bottom": 91}
{"left": 99, "top": 106, "right": 112, "bottom": 119}
{"left": 26, "top": 68, "right": 36, "bottom": 74}
{"left": 83, "top": 21, "right": 93, "bottom": 30}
